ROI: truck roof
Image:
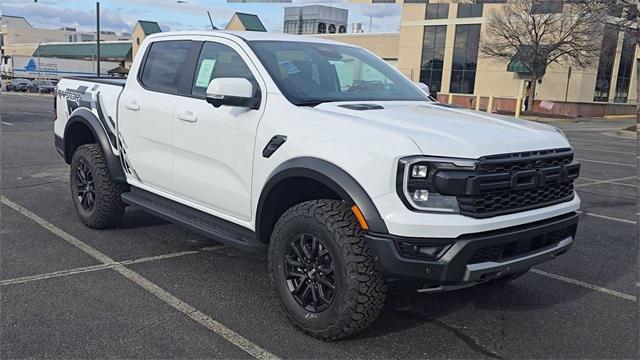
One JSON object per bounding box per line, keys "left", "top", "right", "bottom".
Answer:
{"left": 145, "top": 30, "right": 352, "bottom": 46}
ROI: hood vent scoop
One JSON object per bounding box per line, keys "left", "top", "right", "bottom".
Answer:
{"left": 338, "top": 104, "right": 384, "bottom": 111}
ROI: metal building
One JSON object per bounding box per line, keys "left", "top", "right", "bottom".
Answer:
{"left": 283, "top": 5, "right": 348, "bottom": 35}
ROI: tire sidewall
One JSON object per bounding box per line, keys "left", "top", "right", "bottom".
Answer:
{"left": 70, "top": 147, "right": 98, "bottom": 220}
{"left": 269, "top": 212, "right": 354, "bottom": 332}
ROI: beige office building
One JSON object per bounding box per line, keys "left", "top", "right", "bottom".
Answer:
{"left": 337, "top": 0, "right": 638, "bottom": 117}
{"left": 1, "top": 15, "right": 128, "bottom": 58}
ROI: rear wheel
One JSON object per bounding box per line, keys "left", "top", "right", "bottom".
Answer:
{"left": 268, "top": 199, "right": 386, "bottom": 341}
{"left": 70, "top": 143, "right": 125, "bottom": 229}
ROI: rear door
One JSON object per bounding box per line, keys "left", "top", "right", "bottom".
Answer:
{"left": 172, "top": 38, "right": 265, "bottom": 221}
{"left": 118, "top": 40, "right": 192, "bottom": 192}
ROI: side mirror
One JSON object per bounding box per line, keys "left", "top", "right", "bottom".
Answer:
{"left": 415, "top": 82, "right": 430, "bottom": 95}
{"left": 205, "top": 78, "right": 259, "bottom": 109}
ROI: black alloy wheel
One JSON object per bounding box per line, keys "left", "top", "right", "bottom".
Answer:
{"left": 75, "top": 158, "right": 96, "bottom": 211}
{"left": 284, "top": 233, "right": 336, "bottom": 313}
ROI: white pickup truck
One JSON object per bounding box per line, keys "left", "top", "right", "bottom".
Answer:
{"left": 54, "top": 31, "right": 581, "bottom": 340}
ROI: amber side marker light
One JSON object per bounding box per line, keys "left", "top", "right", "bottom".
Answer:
{"left": 351, "top": 205, "right": 369, "bottom": 231}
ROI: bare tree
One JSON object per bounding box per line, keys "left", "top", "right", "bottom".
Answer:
{"left": 480, "top": 0, "right": 607, "bottom": 111}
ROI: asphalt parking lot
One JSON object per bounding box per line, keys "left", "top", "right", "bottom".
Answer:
{"left": 1, "top": 91, "right": 637, "bottom": 359}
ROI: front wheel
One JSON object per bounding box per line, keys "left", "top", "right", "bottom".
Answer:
{"left": 70, "top": 143, "right": 125, "bottom": 229}
{"left": 268, "top": 200, "right": 387, "bottom": 341}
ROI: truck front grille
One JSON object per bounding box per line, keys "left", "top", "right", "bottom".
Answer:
{"left": 458, "top": 183, "right": 575, "bottom": 217}
{"left": 454, "top": 149, "right": 579, "bottom": 218}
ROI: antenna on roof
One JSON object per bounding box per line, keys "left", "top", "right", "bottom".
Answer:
{"left": 207, "top": 11, "right": 217, "bottom": 30}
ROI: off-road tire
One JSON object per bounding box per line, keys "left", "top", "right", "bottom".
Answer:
{"left": 70, "top": 143, "right": 125, "bottom": 229}
{"left": 268, "top": 199, "right": 387, "bottom": 341}
{"left": 487, "top": 269, "right": 529, "bottom": 285}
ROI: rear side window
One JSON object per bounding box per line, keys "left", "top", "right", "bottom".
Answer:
{"left": 140, "top": 40, "right": 191, "bottom": 93}
{"left": 191, "top": 42, "right": 256, "bottom": 98}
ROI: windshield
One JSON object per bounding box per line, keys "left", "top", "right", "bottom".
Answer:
{"left": 249, "top": 41, "right": 429, "bottom": 106}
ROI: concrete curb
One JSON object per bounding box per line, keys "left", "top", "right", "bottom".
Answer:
{"left": 605, "top": 114, "right": 637, "bottom": 120}
{"left": 523, "top": 116, "right": 576, "bottom": 124}
{"left": 616, "top": 129, "right": 638, "bottom": 139}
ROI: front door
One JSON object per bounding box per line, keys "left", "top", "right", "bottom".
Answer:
{"left": 172, "top": 39, "right": 265, "bottom": 221}
{"left": 119, "top": 40, "right": 192, "bottom": 192}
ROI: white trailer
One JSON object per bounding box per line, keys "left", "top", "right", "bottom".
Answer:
{"left": 2, "top": 56, "right": 121, "bottom": 80}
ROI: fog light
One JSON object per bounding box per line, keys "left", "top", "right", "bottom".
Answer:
{"left": 397, "top": 242, "right": 452, "bottom": 260}
{"left": 412, "top": 189, "right": 429, "bottom": 202}
{"left": 414, "top": 245, "right": 445, "bottom": 257}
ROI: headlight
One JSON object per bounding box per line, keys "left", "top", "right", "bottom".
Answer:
{"left": 396, "top": 156, "right": 478, "bottom": 213}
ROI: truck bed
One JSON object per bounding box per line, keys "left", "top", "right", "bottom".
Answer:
{"left": 64, "top": 76, "right": 126, "bottom": 87}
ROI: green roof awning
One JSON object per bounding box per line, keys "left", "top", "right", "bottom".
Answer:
{"left": 138, "top": 21, "right": 161, "bottom": 35}
{"left": 507, "top": 45, "right": 548, "bottom": 75}
{"left": 507, "top": 58, "right": 532, "bottom": 74}
{"left": 34, "top": 42, "right": 132, "bottom": 61}
{"left": 236, "top": 13, "right": 267, "bottom": 32}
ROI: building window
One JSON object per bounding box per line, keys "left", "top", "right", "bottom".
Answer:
{"left": 372, "top": 0, "right": 395, "bottom": 3}
{"left": 593, "top": 25, "right": 619, "bottom": 102}
{"left": 613, "top": 31, "right": 637, "bottom": 103}
{"left": 426, "top": 3, "right": 449, "bottom": 20}
{"left": 457, "top": 3, "right": 483, "bottom": 18}
{"left": 419, "top": 25, "right": 447, "bottom": 96}
{"left": 532, "top": 0, "right": 563, "bottom": 14}
{"left": 450, "top": 24, "right": 481, "bottom": 94}
{"left": 404, "top": 0, "right": 428, "bottom": 3}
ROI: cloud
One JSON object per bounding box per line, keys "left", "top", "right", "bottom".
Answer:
{"left": 0, "top": 0, "right": 401, "bottom": 34}
{"left": 0, "top": 3, "right": 134, "bottom": 33}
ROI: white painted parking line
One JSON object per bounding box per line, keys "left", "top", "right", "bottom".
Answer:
{"left": 573, "top": 147, "right": 635, "bottom": 156}
{"left": 577, "top": 158, "right": 636, "bottom": 168}
{"left": 571, "top": 139, "right": 636, "bottom": 147}
{"left": 0, "top": 196, "right": 279, "bottom": 360}
{"left": 0, "top": 248, "right": 230, "bottom": 286}
{"left": 0, "top": 263, "right": 114, "bottom": 286}
{"left": 577, "top": 211, "right": 637, "bottom": 225}
{"left": 576, "top": 176, "right": 638, "bottom": 188}
{"left": 531, "top": 269, "right": 637, "bottom": 302}
{"left": 1, "top": 121, "right": 13, "bottom": 126}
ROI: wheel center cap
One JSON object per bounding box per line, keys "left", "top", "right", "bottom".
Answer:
{"left": 306, "top": 267, "right": 317, "bottom": 279}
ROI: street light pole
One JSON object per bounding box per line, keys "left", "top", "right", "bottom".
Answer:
{"left": 96, "top": 1, "right": 101, "bottom": 77}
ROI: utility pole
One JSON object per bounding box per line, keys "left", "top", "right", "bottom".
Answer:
{"left": 564, "top": 66, "right": 572, "bottom": 102}
{"left": 96, "top": 1, "right": 101, "bottom": 77}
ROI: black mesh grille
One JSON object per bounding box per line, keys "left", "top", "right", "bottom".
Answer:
{"left": 458, "top": 149, "right": 577, "bottom": 218}
{"left": 459, "top": 183, "right": 575, "bottom": 216}
{"left": 468, "top": 246, "right": 503, "bottom": 263}
{"left": 468, "top": 224, "right": 577, "bottom": 264}
{"left": 479, "top": 148, "right": 574, "bottom": 174}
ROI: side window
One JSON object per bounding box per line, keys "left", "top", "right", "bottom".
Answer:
{"left": 191, "top": 42, "right": 256, "bottom": 97}
{"left": 140, "top": 40, "right": 191, "bottom": 93}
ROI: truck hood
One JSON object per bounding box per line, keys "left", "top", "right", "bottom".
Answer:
{"left": 313, "top": 101, "right": 571, "bottom": 159}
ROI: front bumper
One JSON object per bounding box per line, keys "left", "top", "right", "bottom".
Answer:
{"left": 365, "top": 212, "right": 578, "bottom": 285}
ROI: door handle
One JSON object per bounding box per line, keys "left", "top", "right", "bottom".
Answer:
{"left": 125, "top": 101, "right": 140, "bottom": 111}
{"left": 177, "top": 111, "right": 198, "bottom": 122}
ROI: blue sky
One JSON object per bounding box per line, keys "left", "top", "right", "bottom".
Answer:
{"left": 0, "top": 0, "right": 402, "bottom": 34}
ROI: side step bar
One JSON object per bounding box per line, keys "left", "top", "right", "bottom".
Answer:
{"left": 121, "top": 187, "right": 266, "bottom": 252}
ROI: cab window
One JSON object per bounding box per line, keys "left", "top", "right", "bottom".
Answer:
{"left": 140, "top": 40, "right": 191, "bottom": 94}
{"left": 191, "top": 42, "right": 256, "bottom": 98}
